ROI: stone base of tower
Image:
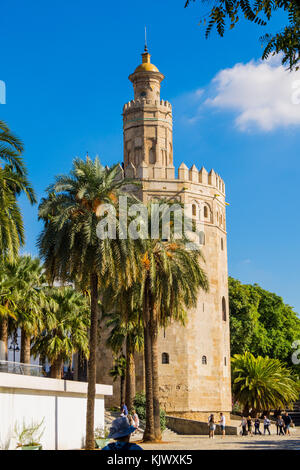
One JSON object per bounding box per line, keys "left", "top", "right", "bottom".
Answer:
{"left": 167, "top": 411, "right": 231, "bottom": 423}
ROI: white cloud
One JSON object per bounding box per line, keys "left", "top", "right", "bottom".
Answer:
{"left": 205, "top": 56, "right": 300, "bottom": 131}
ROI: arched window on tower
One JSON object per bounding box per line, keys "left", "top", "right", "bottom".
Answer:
{"left": 192, "top": 204, "right": 197, "bottom": 217}
{"left": 204, "top": 206, "right": 208, "bottom": 218}
{"left": 221, "top": 238, "right": 224, "bottom": 250}
{"left": 202, "top": 355, "right": 207, "bottom": 365}
{"left": 162, "top": 352, "right": 169, "bottom": 364}
{"left": 222, "top": 296, "right": 227, "bottom": 321}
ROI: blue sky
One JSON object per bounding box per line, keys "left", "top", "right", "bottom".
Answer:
{"left": 1, "top": 0, "right": 300, "bottom": 313}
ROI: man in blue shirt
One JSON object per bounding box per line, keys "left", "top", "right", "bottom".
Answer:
{"left": 121, "top": 402, "right": 128, "bottom": 416}
{"left": 102, "top": 417, "right": 143, "bottom": 451}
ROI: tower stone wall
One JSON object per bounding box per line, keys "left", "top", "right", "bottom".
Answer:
{"left": 96, "top": 47, "right": 232, "bottom": 419}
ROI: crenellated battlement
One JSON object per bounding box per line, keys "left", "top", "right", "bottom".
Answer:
{"left": 123, "top": 98, "right": 172, "bottom": 112}
{"left": 124, "top": 161, "right": 225, "bottom": 194}
{"left": 178, "top": 163, "right": 225, "bottom": 194}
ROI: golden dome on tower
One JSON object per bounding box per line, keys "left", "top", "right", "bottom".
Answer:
{"left": 134, "top": 47, "right": 159, "bottom": 73}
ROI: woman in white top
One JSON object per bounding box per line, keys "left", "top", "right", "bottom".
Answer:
{"left": 208, "top": 414, "right": 216, "bottom": 438}
{"left": 132, "top": 409, "right": 139, "bottom": 429}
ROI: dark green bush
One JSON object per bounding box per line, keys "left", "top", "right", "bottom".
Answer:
{"left": 133, "top": 392, "right": 166, "bottom": 431}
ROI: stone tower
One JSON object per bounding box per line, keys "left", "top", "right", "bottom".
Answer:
{"left": 97, "top": 47, "right": 232, "bottom": 421}
{"left": 123, "top": 45, "right": 175, "bottom": 181}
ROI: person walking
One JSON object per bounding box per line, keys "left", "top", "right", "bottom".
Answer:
{"left": 219, "top": 413, "right": 226, "bottom": 438}
{"left": 208, "top": 414, "right": 216, "bottom": 438}
{"left": 282, "top": 412, "right": 292, "bottom": 435}
{"left": 277, "top": 416, "right": 285, "bottom": 435}
{"left": 120, "top": 402, "right": 128, "bottom": 417}
{"left": 102, "top": 417, "right": 143, "bottom": 451}
{"left": 254, "top": 417, "right": 262, "bottom": 435}
{"left": 240, "top": 417, "right": 247, "bottom": 436}
{"left": 263, "top": 416, "right": 271, "bottom": 435}
{"left": 276, "top": 415, "right": 280, "bottom": 435}
{"left": 247, "top": 416, "right": 253, "bottom": 436}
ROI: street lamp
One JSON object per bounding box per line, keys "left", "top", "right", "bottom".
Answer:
{"left": 8, "top": 331, "right": 20, "bottom": 363}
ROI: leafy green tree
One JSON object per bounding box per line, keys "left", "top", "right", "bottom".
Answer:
{"left": 229, "top": 277, "right": 262, "bottom": 355}
{"left": 229, "top": 277, "right": 300, "bottom": 368}
{"left": 185, "top": 0, "right": 300, "bottom": 70}
{"left": 38, "top": 157, "right": 139, "bottom": 449}
{"left": 231, "top": 351, "right": 300, "bottom": 416}
{"left": 31, "top": 287, "right": 89, "bottom": 378}
{"left": 254, "top": 284, "right": 300, "bottom": 363}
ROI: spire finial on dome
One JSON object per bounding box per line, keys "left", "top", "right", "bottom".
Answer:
{"left": 144, "top": 26, "right": 148, "bottom": 52}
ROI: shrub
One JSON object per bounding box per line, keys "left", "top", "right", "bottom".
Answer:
{"left": 14, "top": 418, "right": 45, "bottom": 448}
{"left": 133, "top": 392, "right": 166, "bottom": 431}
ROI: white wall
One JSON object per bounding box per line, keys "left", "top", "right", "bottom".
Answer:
{"left": 0, "top": 373, "right": 112, "bottom": 450}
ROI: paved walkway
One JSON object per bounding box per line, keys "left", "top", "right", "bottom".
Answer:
{"left": 136, "top": 428, "right": 300, "bottom": 450}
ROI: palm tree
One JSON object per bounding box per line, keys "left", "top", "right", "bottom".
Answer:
{"left": 38, "top": 157, "right": 139, "bottom": 449}
{"left": 0, "top": 121, "right": 36, "bottom": 347}
{"left": 231, "top": 352, "right": 300, "bottom": 416}
{"left": 0, "top": 120, "right": 36, "bottom": 261}
{"left": 138, "top": 203, "right": 209, "bottom": 441}
{"left": 5, "top": 256, "right": 45, "bottom": 364}
{"left": 31, "top": 287, "right": 89, "bottom": 378}
{"left": 0, "top": 262, "right": 16, "bottom": 360}
{"left": 124, "top": 313, "right": 143, "bottom": 411}
{"left": 109, "top": 354, "right": 126, "bottom": 406}
{"left": 104, "top": 290, "right": 144, "bottom": 411}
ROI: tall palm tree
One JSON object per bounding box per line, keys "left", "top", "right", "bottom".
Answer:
{"left": 0, "top": 262, "right": 16, "bottom": 360}
{"left": 38, "top": 157, "right": 139, "bottom": 449}
{"left": 231, "top": 352, "right": 300, "bottom": 416}
{"left": 0, "top": 121, "right": 36, "bottom": 346}
{"left": 109, "top": 354, "right": 126, "bottom": 406}
{"left": 138, "top": 203, "right": 209, "bottom": 441}
{"left": 5, "top": 256, "right": 45, "bottom": 363}
{"left": 104, "top": 291, "right": 144, "bottom": 411}
{"left": 0, "top": 120, "right": 36, "bottom": 261}
{"left": 31, "top": 287, "right": 89, "bottom": 378}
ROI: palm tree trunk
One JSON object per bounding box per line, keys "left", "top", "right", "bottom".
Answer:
{"left": 120, "top": 374, "right": 125, "bottom": 406}
{"left": 20, "top": 329, "right": 31, "bottom": 364}
{"left": 85, "top": 272, "right": 98, "bottom": 450}
{"left": 143, "top": 279, "right": 155, "bottom": 442}
{"left": 0, "top": 318, "right": 8, "bottom": 361}
{"left": 125, "top": 337, "right": 136, "bottom": 411}
{"left": 150, "top": 305, "right": 162, "bottom": 441}
{"left": 243, "top": 403, "right": 250, "bottom": 417}
{"left": 50, "top": 358, "right": 63, "bottom": 379}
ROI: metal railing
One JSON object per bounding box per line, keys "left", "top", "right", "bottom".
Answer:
{"left": 0, "top": 360, "right": 44, "bottom": 377}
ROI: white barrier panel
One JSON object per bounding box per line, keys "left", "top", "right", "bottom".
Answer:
{"left": 0, "top": 372, "right": 113, "bottom": 450}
